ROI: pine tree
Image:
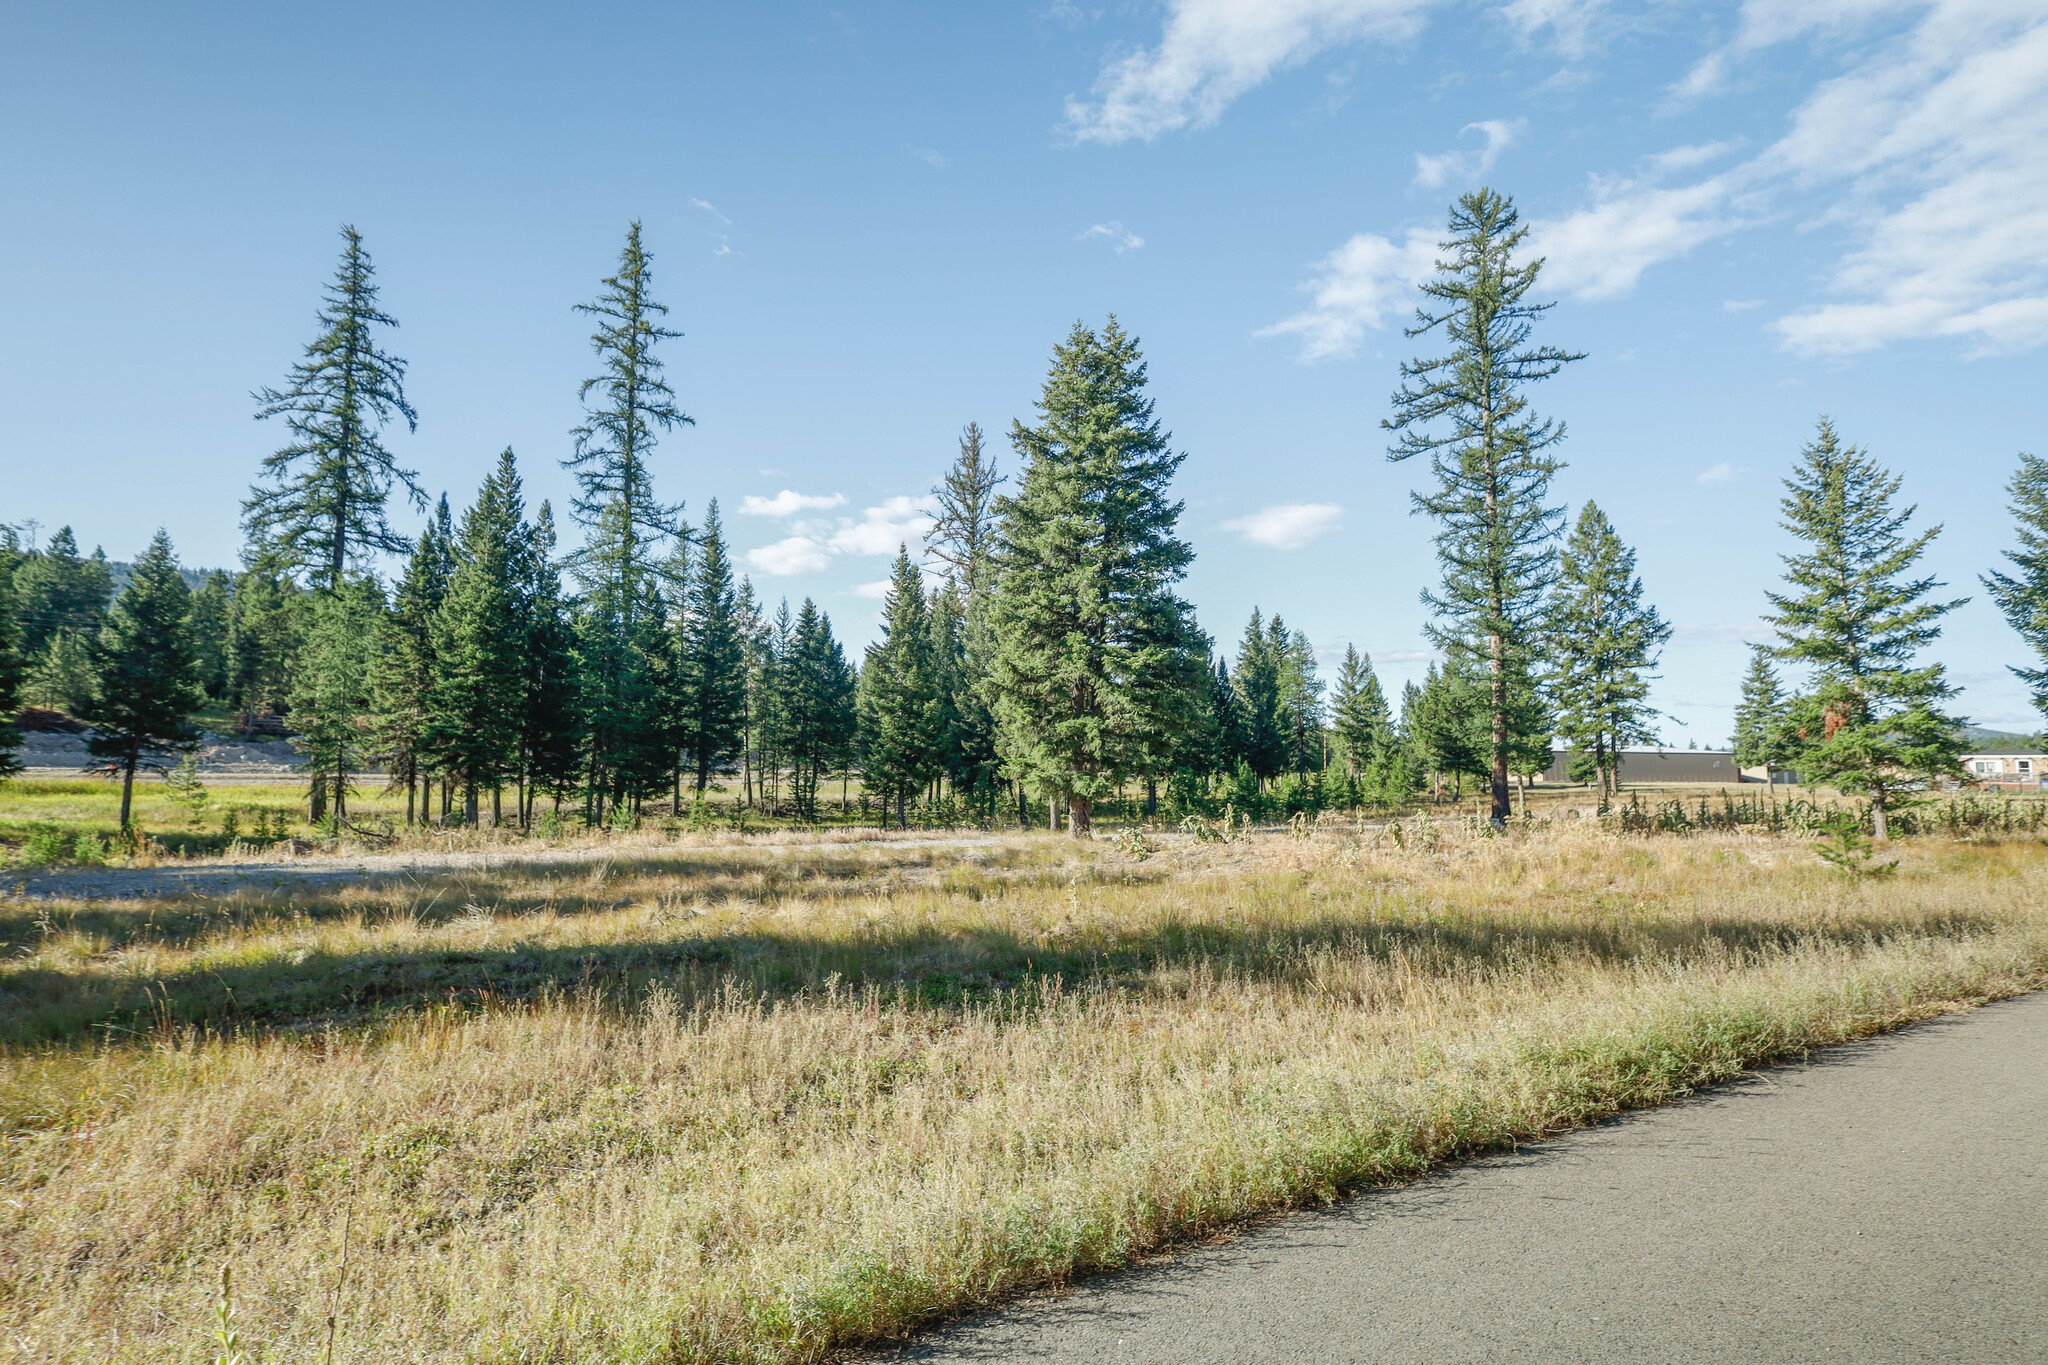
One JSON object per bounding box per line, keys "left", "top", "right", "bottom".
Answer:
{"left": 187, "top": 571, "right": 234, "bottom": 701}
{"left": 1731, "top": 648, "right": 1792, "bottom": 777}
{"left": 780, "top": 599, "right": 857, "bottom": 822}
{"left": 427, "top": 451, "right": 529, "bottom": 825}
{"left": 82, "top": 531, "right": 203, "bottom": 830}
{"left": 1984, "top": 451, "right": 2048, "bottom": 728}
{"left": 1765, "top": 418, "right": 1965, "bottom": 838}
{"left": 1331, "top": 646, "right": 1391, "bottom": 776}
{"left": 1230, "top": 610, "right": 1288, "bottom": 782}
{"left": 1280, "top": 627, "right": 1327, "bottom": 775}
{"left": 227, "top": 566, "right": 303, "bottom": 727}
{"left": 516, "top": 502, "right": 584, "bottom": 824}
{"left": 564, "top": 222, "right": 690, "bottom": 823}
{"left": 925, "top": 422, "right": 1004, "bottom": 599}
{"left": 1408, "top": 658, "right": 1490, "bottom": 802}
{"left": 676, "top": 500, "right": 747, "bottom": 794}
{"left": 1544, "top": 501, "right": 1670, "bottom": 803}
{"left": 245, "top": 227, "right": 422, "bottom": 591}
{"left": 291, "top": 576, "right": 385, "bottom": 827}
{"left": 1385, "top": 189, "right": 1582, "bottom": 826}
{"left": 12, "top": 527, "right": 114, "bottom": 663}
{"left": 988, "top": 318, "right": 1205, "bottom": 836}
{"left": 0, "top": 531, "right": 27, "bottom": 775}
{"left": 372, "top": 498, "right": 454, "bottom": 824}
{"left": 858, "top": 548, "right": 942, "bottom": 826}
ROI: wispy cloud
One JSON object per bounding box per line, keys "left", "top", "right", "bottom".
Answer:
{"left": 1079, "top": 221, "right": 1145, "bottom": 252}
{"left": 1255, "top": 227, "right": 1438, "bottom": 359}
{"left": 1673, "top": 621, "right": 1769, "bottom": 644}
{"left": 1412, "top": 118, "right": 1523, "bottom": 188}
{"left": 907, "top": 146, "right": 947, "bottom": 168}
{"left": 850, "top": 580, "right": 892, "bottom": 599}
{"left": 825, "top": 495, "right": 934, "bottom": 556}
{"left": 1723, "top": 298, "right": 1764, "bottom": 313}
{"left": 690, "top": 198, "right": 731, "bottom": 225}
{"left": 1062, "top": 0, "right": 1436, "bottom": 144}
{"left": 1222, "top": 502, "right": 1344, "bottom": 548}
{"left": 1696, "top": 462, "right": 1736, "bottom": 485}
{"left": 739, "top": 490, "right": 848, "bottom": 517}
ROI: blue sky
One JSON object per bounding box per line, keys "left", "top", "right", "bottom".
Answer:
{"left": 4, "top": 1, "right": 2044, "bottom": 738}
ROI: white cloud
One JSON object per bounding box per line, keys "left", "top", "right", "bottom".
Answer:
{"left": 908, "top": 146, "right": 947, "bottom": 168}
{"left": 1723, "top": 298, "right": 1765, "bottom": 312}
{"left": 1673, "top": 621, "right": 1769, "bottom": 644}
{"left": 1696, "top": 462, "right": 1736, "bottom": 484}
{"left": 1530, "top": 169, "right": 1749, "bottom": 300}
{"left": 1256, "top": 227, "right": 1438, "bottom": 359}
{"left": 826, "top": 496, "right": 935, "bottom": 557}
{"left": 1497, "top": 0, "right": 1616, "bottom": 58}
{"left": 690, "top": 198, "right": 731, "bottom": 225}
{"left": 746, "top": 536, "right": 832, "bottom": 576}
{"left": 1222, "top": 502, "right": 1344, "bottom": 548}
{"left": 739, "top": 490, "right": 848, "bottom": 517}
{"left": 1413, "top": 118, "right": 1523, "bottom": 188}
{"left": 850, "top": 580, "right": 892, "bottom": 599}
{"left": 1079, "top": 220, "right": 1145, "bottom": 252}
{"left": 1063, "top": 0, "right": 1436, "bottom": 144}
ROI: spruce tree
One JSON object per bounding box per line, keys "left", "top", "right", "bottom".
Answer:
{"left": 291, "top": 576, "right": 384, "bottom": 828}
{"left": 1230, "top": 610, "right": 1288, "bottom": 783}
{"left": 372, "top": 498, "right": 454, "bottom": 824}
{"left": 1280, "top": 627, "right": 1327, "bottom": 775}
{"left": 781, "top": 599, "right": 857, "bottom": 822}
{"left": 564, "top": 222, "right": 689, "bottom": 822}
{"left": 1331, "top": 646, "right": 1391, "bottom": 776}
{"left": 427, "top": 451, "right": 529, "bottom": 825}
{"left": 858, "top": 548, "right": 942, "bottom": 826}
{"left": 1765, "top": 418, "right": 1965, "bottom": 838}
{"left": 516, "top": 502, "right": 584, "bottom": 824}
{"left": 1731, "top": 648, "right": 1793, "bottom": 778}
{"left": 246, "top": 227, "right": 422, "bottom": 591}
{"left": 1984, "top": 451, "right": 2048, "bottom": 727}
{"left": 12, "top": 526, "right": 114, "bottom": 662}
{"left": 1385, "top": 189, "right": 1582, "bottom": 826}
{"left": 988, "top": 318, "right": 1205, "bottom": 836}
{"left": 676, "top": 500, "right": 746, "bottom": 794}
{"left": 187, "top": 571, "right": 234, "bottom": 702}
{"left": 81, "top": 531, "right": 203, "bottom": 831}
{"left": 925, "top": 422, "right": 1004, "bottom": 598}
{"left": 1544, "top": 501, "right": 1670, "bottom": 803}
{"left": 227, "top": 566, "right": 303, "bottom": 728}
{"left": 0, "top": 532, "right": 27, "bottom": 775}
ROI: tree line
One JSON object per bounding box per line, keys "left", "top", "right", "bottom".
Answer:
{"left": 2, "top": 193, "right": 2045, "bottom": 836}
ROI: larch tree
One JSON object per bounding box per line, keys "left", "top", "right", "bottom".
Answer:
{"left": 1765, "top": 418, "right": 1965, "bottom": 839}
{"left": 1384, "top": 188, "right": 1582, "bottom": 826}
{"left": 564, "top": 222, "right": 690, "bottom": 821}
{"left": 245, "top": 227, "right": 422, "bottom": 592}
{"left": 1983, "top": 451, "right": 2048, "bottom": 727}
{"left": 82, "top": 531, "right": 203, "bottom": 831}
{"left": 1544, "top": 501, "right": 1671, "bottom": 804}
{"left": 676, "top": 500, "right": 747, "bottom": 795}
{"left": 988, "top": 318, "right": 1205, "bottom": 837}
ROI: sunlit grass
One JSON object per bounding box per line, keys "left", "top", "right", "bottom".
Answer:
{"left": 2, "top": 822, "right": 2044, "bottom": 1362}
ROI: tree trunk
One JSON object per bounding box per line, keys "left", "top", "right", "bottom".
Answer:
{"left": 1068, "top": 796, "right": 1092, "bottom": 838}
{"left": 464, "top": 781, "right": 479, "bottom": 827}
{"left": 1048, "top": 797, "right": 1058, "bottom": 831}
{"left": 491, "top": 784, "right": 502, "bottom": 828}
{"left": 1145, "top": 776, "right": 1158, "bottom": 818}
{"left": 309, "top": 778, "right": 326, "bottom": 826}
{"left": 1871, "top": 784, "right": 1890, "bottom": 841}
{"left": 119, "top": 753, "right": 137, "bottom": 832}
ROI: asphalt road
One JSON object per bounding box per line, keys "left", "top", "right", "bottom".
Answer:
{"left": 886, "top": 992, "right": 2048, "bottom": 1365}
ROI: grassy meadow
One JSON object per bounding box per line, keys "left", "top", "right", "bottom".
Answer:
{"left": 3, "top": 812, "right": 2046, "bottom": 1362}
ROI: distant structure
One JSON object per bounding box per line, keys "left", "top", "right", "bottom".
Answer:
{"left": 1535, "top": 747, "right": 1790, "bottom": 786}
{"left": 1963, "top": 751, "right": 2045, "bottom": 791}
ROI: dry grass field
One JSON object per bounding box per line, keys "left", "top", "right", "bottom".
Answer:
{"left": 4, "top": 814, "right": 2045, "bottom": 1363}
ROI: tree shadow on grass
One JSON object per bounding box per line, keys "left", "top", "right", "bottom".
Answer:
{"left": 0, "top": 897, "right": 2000, "bottom": 1048}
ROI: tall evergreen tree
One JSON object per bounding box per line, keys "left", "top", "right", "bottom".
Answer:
{"left": 13, "top": 527, "right": 114, "bottom": 663}
{"left": 517, "top": 502, "right": 584, "bottom": 823}
{"left": 1765, "top": 418, "right": 1965, "bottom": 838}
{"left": 1984, "top": 451, "right": 2048, "bottom": 728}
{"left": 1544, "top": 501, "right": 1670, "bottom": 803}
{"left": 81, "top": 531, "right": 203, "bottom": 830}
{"left": 187, "top": 571, "right": 234, "bottom": 701}
{"left": 780, "top": 599, "right": 857, "bottom": 822}
{"left": 564, "top": 222, "right": 690, "bottom": 822}
{"left": 1279, "top": 627, "right": 1327, "bottom": 774}
{"left": 291, "top": 577, "right": 385, "bottom": 826}
{"left": 1331, "top": 645, "right": 1391, "bottom": 776}
{"left": 925, "top": 422, "right": 1004, "bottom": 599}
{"left": 227, "top": 565, "right": 303, "bottom": 727}
{"left": 676, "top": 500, "right": 747, "bottom": 794}
{"left": 988, "top": 318, "right": 1205, "bottom": 836}
{"left": 1408, "top": 658, "right": 1490, "bottom": 802}
{"left": 858, "top": 548, "right": 943, "bottom": 826}
{"left": 1230, "top": 610, "right": 1288, "bottom": 782}
{"left": 373, "top": 497, "right": 455, "bottom": 824}
{"left": 426, "top": 451, "right": 529, "bottom": 825}
{"left": 1731, "top": 648, "right": 1793, "bottom": 777}
{"left": 0, "top": 531, "right": 27, "bottom": 775}
{"left": 1384, "top": 189, "right": 1582, "bottom": 826}
{"left": 245, "top": 227, "right": 422, "bottom": 591}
